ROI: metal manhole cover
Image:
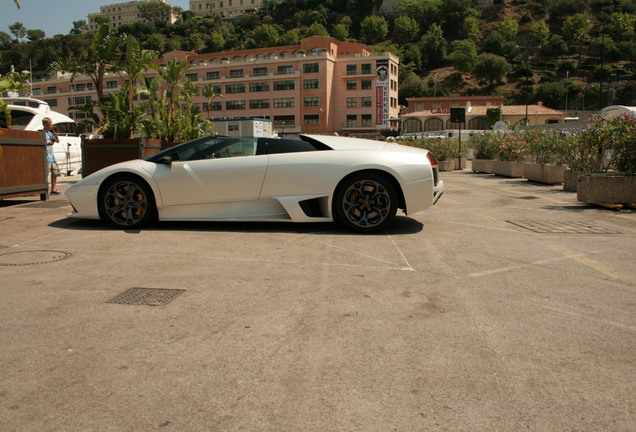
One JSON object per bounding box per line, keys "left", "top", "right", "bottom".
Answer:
{"left": 507, "top": 220, "right": 622, "bottom": 234}
{"left": 0, "top": 250, "right": 72, "bottom": 266}
{"left": 23, "top": 201, "right": 70, "bottom": 209}
{"left": 107, "top": 288, "right": 185, "bottom": 306}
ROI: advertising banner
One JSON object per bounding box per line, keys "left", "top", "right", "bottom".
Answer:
{"left": 375, "top": 59, "right": 389, "bottom": 129}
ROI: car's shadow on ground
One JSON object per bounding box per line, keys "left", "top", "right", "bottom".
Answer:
{"left": 49, "top": 215, "right": 424, "bottom": 236}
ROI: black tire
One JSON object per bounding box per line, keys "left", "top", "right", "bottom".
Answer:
{"left": 333, "top": 173, "right": 398, "bottom": 233}
{"left": 99, "top": 175, "right": 157, "bottom": 229}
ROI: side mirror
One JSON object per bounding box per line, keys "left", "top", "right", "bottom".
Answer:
{"left": 158, "top": 155, "right": 176, "bottom": 164}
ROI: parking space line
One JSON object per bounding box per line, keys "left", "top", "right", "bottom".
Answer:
{"left": 549, "top": 245, "right": 624, "bottom": 280}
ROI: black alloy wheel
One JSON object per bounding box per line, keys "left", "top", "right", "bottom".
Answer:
{"left": 334, "top": 173, "right": 398, "bottom": 233}
{"left": 100, "top": 176, "right": 157, "bottom": 229}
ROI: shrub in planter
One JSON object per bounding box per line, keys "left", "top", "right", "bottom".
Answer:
{"left": 470, "top": 133, "right": 498, "bottom": 159}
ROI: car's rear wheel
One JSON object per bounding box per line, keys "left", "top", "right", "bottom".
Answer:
{"left": 99, "top": 176, "right": 156, "bottom": 229}
{"left": 334, "top": 173, "right": 398, "bottom": 233}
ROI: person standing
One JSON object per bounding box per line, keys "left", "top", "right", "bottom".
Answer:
{"left": 43, "top": 117, "right": 60, "bottom": 195}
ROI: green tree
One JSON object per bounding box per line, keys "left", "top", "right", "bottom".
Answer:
{"left": 360, "top": 15, "right": 388, "bottom": 44}
{"left": 304, "top": 22, "right": 329, "bottom": 38}
{"left": 473, "top": 53, "right": 511, "bottom": 87}
{"left": 397, "top": 0, "right": 443, "bottom": 31}
{"left": 399, "top": 71, "right": 427, "bottom": 104}
{"left": 26, "top": 29, "right": 45, "bottom": 42}
{"left": 279, "top": 29, "right": 300, "bottom": 45}
{"left": 393, "top": 16, "right": 420, "bottom": 44}
{"left": 500, "top": 16, "right": 519, "bottom": 40}
{"left": 448, "top": 39, "right": 477, "bottom": 75}
{"left": 419, "top": 23, "right": 446, "bottom": 69}
{"left": 562, "top": 13, "right": 593, "bottom": 65}
{"left": 50, "top": 25, "right": 122, "bottom": 111}
{"left": 332, "top": 23, "right": 349, "bottom": 41}
{"left": 138, "top": 2, "right": 174, "bottom": 25}
{"left": 146, "top": 33, "right": 167, "bottom": 53}
{"left": 0, "top": 31, "right": 12, "bottom": 49}
{"left": 8, "top": 22, "right": 26, "bottom": 42}
{"left": 253, "top": 24, "right": 279, "bottom": 48}
{"left": 70, "top": 20, "right": 88, "bottom": 35}
{"left": 607, "top": 12, "right": 635, "bottom": 40}
{"left": 529, "top": 20, "right": 550, "bottom": 47}
{"left": 461, "top": 16, "right": 482, "bottom": 42}
{"left": 184, "top": 33, "right": 205, "bottom": 52}
{"left": 206, "top": 32, "right": 225, "bottom": 52}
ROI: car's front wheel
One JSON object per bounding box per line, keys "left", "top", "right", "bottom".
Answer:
{"left": 99, "top": 175, "right": 157, "bottom": 229}
{"left": 334, "top": 173, "right": 398, "bottom": 233}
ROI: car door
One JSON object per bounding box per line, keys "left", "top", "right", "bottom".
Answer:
{"left": 146, "top": 137, "right": 267, "bottom": 207}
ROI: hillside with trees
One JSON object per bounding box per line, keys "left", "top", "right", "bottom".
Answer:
{"left": 1, "top": 0, "right": 635, "bottom": 111}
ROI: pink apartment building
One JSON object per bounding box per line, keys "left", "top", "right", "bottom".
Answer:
{"left": 18, "top": 36, "right": 400, "bottom": 138}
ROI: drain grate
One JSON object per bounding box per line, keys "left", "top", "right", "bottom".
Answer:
{"left": 0, "top": 250, "right": 72, "bottom": 266}
{"left": 107, "top": 288, "right": 185, "bottom": 306}
{"left": 507, "top": 220, "right": 622, "bottom": 234}
{"left": 23, "top": 201, "right": 70, "bottom": 209}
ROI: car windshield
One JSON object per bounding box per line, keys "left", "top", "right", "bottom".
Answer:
{"left": 146, "top": 136, "right": 258, "bottom": 162}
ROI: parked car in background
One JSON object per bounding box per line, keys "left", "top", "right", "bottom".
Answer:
{"left": 65, "top": 134, "right": 444, "bottom": 233}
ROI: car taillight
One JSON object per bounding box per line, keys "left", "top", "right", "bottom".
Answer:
{"left": 426, "top": 151, "right": 439, "bottom": 185}
{"left": 426, "top": 151, "right": 438, "bottom": 167}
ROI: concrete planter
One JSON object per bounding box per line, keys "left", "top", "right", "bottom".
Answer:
{"left": 577, "top": 173, "right": 636, "bottom": 204}
{"left": 472, "top": 159, "right": 495, "bottom": 173}
{"left": 438, "top": 159, "right": 455, "bottom": 171}
{"left": 563, "top": 170, "right": 582, "bottom": 192}
{"left": 493, "top": 160, "right": 525, "bottom": 178}
{"left": 453, "top": 157, "right": 467, "bottom": 170}
{"left": 523, "top": 163, "right": 567, "bottom": 185}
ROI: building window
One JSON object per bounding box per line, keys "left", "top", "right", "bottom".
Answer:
{"left": 346, "top": 115, "right": 357, "bottom": 128}
{"left": 32, "top": 88, "right": 41, "bottom": 95}
{"left": 277, "top": 65, "right": 293, "bottom": 75}
{"left": 274, "top": 98, "right": 294, "bottom": 108}
{"left": 46, "top": 86, "right": 57, "bottom": 94}
{"left": 253, "top": 67, "right": 268, "bottom": 76}
{"left": 346, "top": 80, "right": 357, "bottom": 90}
{"left": 249, "top": 99, "right": 270, "bottom": 109}
{"left": 361, "top": 97, "right": 372, "bottom": 107}
{"left": 361, "top": 114, "right": 372, "bottom": 127}
{"left": 226, "top": 100, "right": 246, "bottom": 110}
{"left": 203, "top": 101, "right": 222, "bottom": 111}
{"left": 106, "top": 81, "right": 118, "bottom": 89}
{"left": 229, "top": 69, "right": 244, "bottom": 78}
{"left": 225, "top": 83, "right": 245, "bottom": 93}
{"left": 303, "top": 97, "right": 319, "bottom": 107}
{"left": 346, "top": 64, "right": 357, "bottom": 75}
{"left": 303, "top": 79, "right": 319, "bottom": 89}
{"left": 361, "top": 63, "right": 372, "bottom": 74}
{"left": 346, "top": 97, "right": 357, "bottom": 108}
{"left": 249, "top": 82, "right": 269, "bottom": 92}
{"left": 303, "top": 63, "right": 319, "bottom": 73}
{"left": 274, "top": 115, "right": 294, "bottom": 126}
{"left": 273, "top": 80, "right": 295, "bottom": 91}
{"left": 304, "top": 114, "right": 320, "bottom": 125}
{"left": 206, "top": 71, "right": 220, "bottom": 80}
{"left": 361, "top": 79, "right": 372, "bottom": 90}
{"left": 185, "top": 73, "right": 198, "bottom": 81}
{"left": 209, "top": 85, "right": 222, "bottom": 94}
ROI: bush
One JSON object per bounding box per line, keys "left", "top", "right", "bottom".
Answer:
{"left": 470, "top": 133, "right": 499, "bottom": 159}
{"left": 403, "top": 137, "right": 464, "bottom": 161}
{"left": 564, "top": 113, "right": 636, "bottom": 174}
{"left": 523, "top": 128, "right": 569, "bottom": 164}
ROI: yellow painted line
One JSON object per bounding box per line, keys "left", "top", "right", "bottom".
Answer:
{"left": 479, "top": 214, "right": 510, "bottom": 228}
{"left": 549, "top": 245, "right": 624, "bottom": 280}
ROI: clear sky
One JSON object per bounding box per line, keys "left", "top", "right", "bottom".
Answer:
{"left": 1, "top": 0, "right": 190, "bottom": 38}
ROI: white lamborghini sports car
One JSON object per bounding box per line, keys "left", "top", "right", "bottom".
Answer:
{"left": 65, "top": 134, "right": 444, "bottom": 233}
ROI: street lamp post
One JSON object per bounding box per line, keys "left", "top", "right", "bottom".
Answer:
{"left": 565, "top": 70, "right": 569, "bottom": 112}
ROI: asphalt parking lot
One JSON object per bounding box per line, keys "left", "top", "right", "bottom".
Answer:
{"left": 1, "top": 167, "right": 635, "bottom": 432}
